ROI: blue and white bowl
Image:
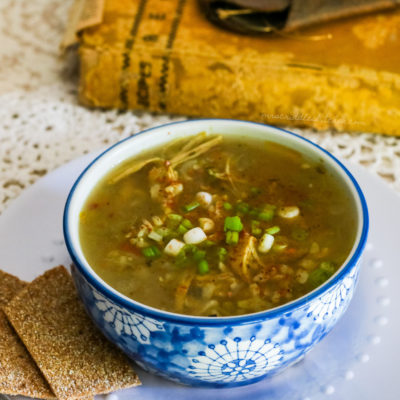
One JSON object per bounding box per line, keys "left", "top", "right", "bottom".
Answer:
{"left": 64, "top": 119, "right": 369, "bottom": 387}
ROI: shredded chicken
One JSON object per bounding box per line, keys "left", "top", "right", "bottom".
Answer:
{"left": 181, "top": 131, "right": 209, "bottom": 152}
{"left": 208, "top": 157, "right": 245, "bottom": 197}
{"left": 207, "top": 198, "right": 225, "bottom": 223}
{"left": 109, "top": 134, "right": 221, "bottom": 184}
{"left": 128, "top": 218, "right": 154, "bottom": 247}
{"left": 148, "top": 163, "right": 182, "bottom": 213}
{"left": 225, "top": 157, "right": 241, "bottom": 196}
{"left": 109, "top": 157, "right": 163, "bottom": 184}
{"left": 170, "top": 135, "right": 223, "bottom": 167}
{"left": 228, "top": 233, "right": 266, "bottom": 282}
{"left": 175, "top": 273, "right": 195, "bottom": 312}
{"left": 109, "top": 134, "right": 223, "bottom": 213}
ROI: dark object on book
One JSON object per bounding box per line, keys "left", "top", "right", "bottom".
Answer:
{"left": 200, "top": 0, "right": 400, "bottom": 34}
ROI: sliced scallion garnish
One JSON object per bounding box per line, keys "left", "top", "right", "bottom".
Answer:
{"left": 166, "top": 213, "right": 183, "bottom": 228}
{"left": 218, "top": 247, "right": 227, "bottom": 260}
{"left": 236, "top": 202, "right": 249, "bottom": 214}
{"left": 177, "top": 224, "right": 188, "bottom": 235}
{"left": 181, "top": 218, "right": 193, "bottom": 229}
{"left": 198, "top": 259, "right": 209, "bottom": 275}
{"left": 251, "top": 220, "right": 262, "bottom": 236}
{"left": 223, "top": 202, "right": 233, "bottom": 211}
{"left": 265, "top": 225, "right": 280, "bottom": 235}
{"left": 193, "top": 249, "right": 206, "bottom": 261}
{"left": 142, "top": 246, "right": 161, "bottom": 259}
{"left": 226, "top": 231, "right": 239, "bottom": 245}
{"left": 224, "top": 216, "right": 243, "bottom": 232}
{"left": 182, "top": 202, "right": 200, "bottom": 213}
{"left": 320, "top": 261, "right": 335, "bottom": 274}
{"left": 258, "top": 204, "right": 276, "bottom": 221}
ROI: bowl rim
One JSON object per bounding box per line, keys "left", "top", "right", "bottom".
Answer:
{"left": 63, "top": 118, "right": 369, "bottom": 326}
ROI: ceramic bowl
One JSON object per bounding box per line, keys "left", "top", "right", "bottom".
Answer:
{"left": 63, "top": 119, "right": 369, "bottom": 387}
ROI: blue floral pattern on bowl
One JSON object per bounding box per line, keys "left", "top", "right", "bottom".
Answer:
{"left": 93, "top": 290, "right": 164, "bottom": 343}
{"left": 72, "top": 260, "right": 360, "bottom": 387}
{"left": 188, "top": 336, "right": 282, "bottom": 383}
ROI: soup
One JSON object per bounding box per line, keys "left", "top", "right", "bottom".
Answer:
{"left": 79, "top": 133, "right": 357, "bottom": 316}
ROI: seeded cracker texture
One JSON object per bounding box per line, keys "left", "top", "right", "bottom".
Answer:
{"left": 0, "top": 269, "right": 55, "bottom": 399}
{"left": 4, "top": 266, "right": 141, "bottom": 400}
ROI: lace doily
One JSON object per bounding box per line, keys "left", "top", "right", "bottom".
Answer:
{"left": 1, "top": 0, "right": 400, "bottom": 214}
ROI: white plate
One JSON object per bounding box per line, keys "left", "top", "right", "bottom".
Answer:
{"left": 0, "top": 153, "right": 398, "bottom": 400}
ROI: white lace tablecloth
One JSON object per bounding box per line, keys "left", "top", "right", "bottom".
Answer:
{"left": 1, "top": 0, "right": 400, "bottom": 214}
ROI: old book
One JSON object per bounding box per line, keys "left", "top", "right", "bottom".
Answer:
{"left": 65, "top": 0, "right": 400, "bottom": 135}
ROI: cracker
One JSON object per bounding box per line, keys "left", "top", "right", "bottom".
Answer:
{"left": 0, "top": 269, "right": 26, "bottom": 306}
{"left": 4, "top": 266, "right": 141, "bottom": 400}
{"left": 0, "top": 269, "right": 55, "bottom": 399}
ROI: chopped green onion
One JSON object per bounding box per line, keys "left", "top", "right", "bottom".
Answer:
{"left": 258, "top": 210, "right": 273, "bottom": 221}
{"left": 272, "top": 238, "right": 288, "bottom": 251}
{"left": 320, "top": 261, "right": 335, "bottom": 274}
{"left": 258, "top": 233, "right": 274, "bottom": 253}
{"left": 175, "top": 250, "right": 188, "bottom": 267}
{"left": 167, "top": 213, "right": 182, "bottom": 222}
{"left": 291, "top": 228, "right": 308, "bottom": 241}
{"left": 142, "top": 247, "right": 155, "bottom": 258}
{"left": 148, "top": 231, "right": 163, "bottom": 242}
{"left": 250, "top": 187, "right": 262, "bottom": 195}
{"left": 164, "top": 232, "right": 179, "bottom": 242}
{"left": 202, "top": 240, "right": 216, "bottom": 247}
{"left": 182, "top": 202, "right": 200, "bottom": 213}
{"left": 198, "top": 259, "right": 209, "bottom": 275}
{"left": 257, "top": 205, "right": 275, "bottom": 221}
{"left": 142, "top": 246, "right": 161, "bottom": 259}
{"left": 166, "top": 213, "right": 183, "bottom": 228}
{"left": 218, "top": 247, "right": 228, "bottom": 260}
{"left": 177, "top": 224, "right": 188, "bottom": 235}
{"left": 156, "top": 227, "right": 171, "bottom": 237}
{"left": 226, "top": 231, "right": 239, "bottom": 245}
{"left": 265, "top": 225, "right": 280, "bottom": 235}
{"left": 183, "top": 244, "right": 197, "bottom": 253}
{"left": 308, "top": 268, "right": 332, "bottom": 288}
{"left": 223, "top": 202, "right": 233, "bottom": 211}
{"left": 181, "top": 218, "right": 193, "bottom": 229}
{"left": 224, "top": 216, "right": 243, "bottom": 232}
{"left": 251, "top": 220, "right": 262, "bottom": 236}
{"left": 151, "top": 246, "right": 161, "bottom": 257}
{"left": 236, "top": 202, "right": 249, "bottom": 214}
{"left": 193, "top": 249, "right": 206, "bottom": 261}
{"left": 207, "top": 169, "right": 218, "bottom": 178}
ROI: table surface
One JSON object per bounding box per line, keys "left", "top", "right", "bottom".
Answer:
{"left": 1, "top": 0, "right": 400, "bottom": 215}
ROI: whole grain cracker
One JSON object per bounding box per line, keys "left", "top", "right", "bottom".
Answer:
{"left": 0, "top": 269, "right": 55, "bottom": 399}
{"left": 4, "top": 266, "right": 140, "bottom": 400}
{"left": 0, "top": 269, "right": 26, "bottom": 306}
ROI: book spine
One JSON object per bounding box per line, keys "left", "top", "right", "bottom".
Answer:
{"left": 79, "top": 0, "right": 186, "bottom": 112}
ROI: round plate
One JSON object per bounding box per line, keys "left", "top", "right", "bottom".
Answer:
{"left": 0, "top": 152, "right": 398, "bottom": 400}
